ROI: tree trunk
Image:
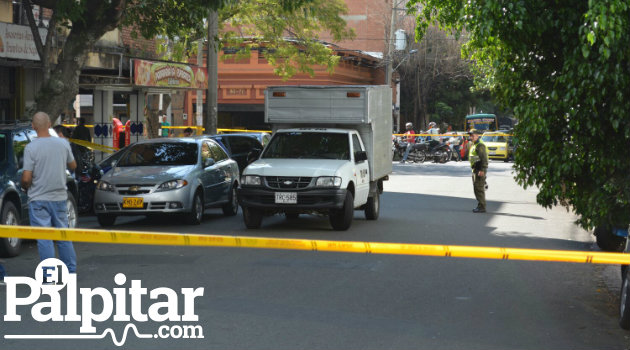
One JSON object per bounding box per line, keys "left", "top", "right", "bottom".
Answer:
{"left": 25, "top": 0, "right": 124, "bottom": 123}
{"left": 145, "top": 94, "right": 171, "bottom": 139}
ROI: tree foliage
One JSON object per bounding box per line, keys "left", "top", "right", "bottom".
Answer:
{"left": 407, "top": 0, "right": 630, "bottom": 230}
{"left": 397, "top": 26, "right": 500, "bottom": 131}
{"left": 220, "top": 0, "right": 354, "bottom": 79}
{"left": 26, "top": 0, "right": 336, "bottom": 120}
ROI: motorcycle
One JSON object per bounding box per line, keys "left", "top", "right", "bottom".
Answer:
{"left": 410, "top": 140, "right": 451, "bottom": 163}
{"left": 394, "top": 137, "right": 427, "bottom": 163}
{"left": 392, "top": 136, "right": 408, "bottom": 160}
{"left": 76, "top": 150, "right": 103, "bottom": 214}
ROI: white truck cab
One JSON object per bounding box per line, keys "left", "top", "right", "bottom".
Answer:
{"left": 238, "top": 86, "right": 392, "bottom": 230}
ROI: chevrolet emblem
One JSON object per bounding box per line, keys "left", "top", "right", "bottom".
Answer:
{"left": 129, "top": 186, "right": 141, "bottom": 192}
{"left": 283, "top": 180, "right": 293, "bottom": 186}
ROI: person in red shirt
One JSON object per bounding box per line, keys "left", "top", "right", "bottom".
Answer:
{"left": 400, "top": 122, "right": 418, "bottom": 163}
{"left": 403, "top": 122, "right": 416, "bottom": 143}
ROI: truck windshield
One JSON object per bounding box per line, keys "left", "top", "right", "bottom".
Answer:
{"left": 262, "top": 132, "right": 350, "bottom": 160}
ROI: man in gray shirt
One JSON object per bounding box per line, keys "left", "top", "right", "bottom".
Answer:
{"left": 21, "top": 112, "right": 78, "bottom": 272}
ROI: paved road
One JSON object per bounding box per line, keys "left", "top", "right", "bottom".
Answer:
{"left": 1, "top": 161, "right": 628, "bottom": 349}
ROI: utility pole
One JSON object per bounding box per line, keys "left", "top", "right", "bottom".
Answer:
{"left": 205, "top": 10, "right": 218, "bottom": 135}
{"left": 385, "top": 0, "right": 398, "bottom": 131}
{"left": 384, "top": 0, "right": 397, "bottom": 86}
{"left": 196, "top": 40, "right": 203, "bottom": 135}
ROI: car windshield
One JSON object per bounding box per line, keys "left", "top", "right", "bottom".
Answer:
{"left": 262, "top": 132, "right": 350, "bottom": 160}
{"left": 117, "top": 142, "right": 198, "bottom": 166}
{"left": 482, "top": 135, "right": 508, "bottom": 142}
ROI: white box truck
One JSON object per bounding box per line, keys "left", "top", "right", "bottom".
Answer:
{"left": 238, "top": 85, "right": 392, "bottom": 230}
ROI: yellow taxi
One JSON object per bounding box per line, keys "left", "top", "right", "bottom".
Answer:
{"left": 480, "top": 131, "right": 513, "bottom": 161}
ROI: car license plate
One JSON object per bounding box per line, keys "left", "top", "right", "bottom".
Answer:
{"left": 489, "top": 152, "right": 496, "bottom": 156}
{"left": 122, "top": 197, "right": 144, "bottom": 208}
{"left": 275, "top": 192, "right": 297, "bottom": 204}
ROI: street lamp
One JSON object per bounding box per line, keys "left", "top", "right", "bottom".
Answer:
{"left": 393, "top": 49, "right": 418, "bottom": 72}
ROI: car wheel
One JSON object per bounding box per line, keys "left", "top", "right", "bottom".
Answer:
{"left": 221, "top": 184, "right": 238, "bottom": 216}
{"left": 186, "top": 191, "right": 204, "bottom": 225}
{"left": 329, "top": 191, "right": 354, "bottom": 231}
{"left": 66, "top": 191, "right": 78, "bottom": 228}
{"left": 97, "top": 214, "right": 116, "bottom": 227}
{"left": 594, "top": 226, "right": 628, "bottom": 252}
{"left": 243, "top": 206, "right": 263, "bottom": 229}
{"left": 620, "top": 267, "right": 630, "bottom": 329}
{"left": 364, "top": 191, "right": 380, "bottom": 220}
{"left": 0, "top": 201, "right": 21, "bottom": 257}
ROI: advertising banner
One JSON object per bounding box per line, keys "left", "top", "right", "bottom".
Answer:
{"left": 133, "top": 59, "right": 208, "bottom": 89}
{"left": 0, "top": 22, "right": 47, "bottom": 61}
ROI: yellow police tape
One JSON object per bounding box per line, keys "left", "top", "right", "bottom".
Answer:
{"left": 0, "top": 225, "right": 627, "bottom": 265}
{"left": 393, "top": 133, "right": 512, "bottom": 137}
{"left": 68, "top": 138, "right": 117, "bottom": 154}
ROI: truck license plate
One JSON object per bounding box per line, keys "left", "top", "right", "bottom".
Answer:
{"left": 275, "top": 192, "right": 297, "bottom": 204}
{"left": 122, "top": 197, "right": 144, "bottom": 208}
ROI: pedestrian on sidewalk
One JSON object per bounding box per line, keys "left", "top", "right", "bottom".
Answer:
{"left": 21, "top": 112, "right": 78, "bottom": 272}
{"left": 468, "top": 129, "right": 488, "bottom": 213}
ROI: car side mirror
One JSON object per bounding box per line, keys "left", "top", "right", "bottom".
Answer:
{"left": 204, "top": 158, "right": 215, "bottom": 167}
{"left": 354, "top": 151, "right": 367, "bottom": 163}
{"left": 247, "top": 149, "right": 262, "bottom": 164}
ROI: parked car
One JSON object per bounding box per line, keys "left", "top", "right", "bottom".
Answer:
{"left": 0, "top": 124, "right": 79, "bottom": 257}
{"left": 481, "top": 131, "right": 513, "bottom": 161}
{"left": 93, "top": 137, "right": 239, "bottom": 226}
{"left": 97, "top": 145, "right": 130, "bottom": 174}
{"left": 208, "top": 134, "right": 264, "bottom": 173}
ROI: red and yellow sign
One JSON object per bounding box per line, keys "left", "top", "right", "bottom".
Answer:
{"left": 133, "top": 59, "right": 207, "bottom": 89}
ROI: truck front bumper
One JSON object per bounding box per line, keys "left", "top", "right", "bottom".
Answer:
{"left": 238, "top": 187, "right": 347, "bottom": 212}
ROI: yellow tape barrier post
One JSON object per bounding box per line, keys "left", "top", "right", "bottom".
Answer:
{"left": 0, "top": 225, "right": 628, "bottom": 265}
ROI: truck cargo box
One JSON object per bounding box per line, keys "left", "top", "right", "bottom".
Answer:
{"left": 265, "top": 85, "right": 392, "bottom": 181}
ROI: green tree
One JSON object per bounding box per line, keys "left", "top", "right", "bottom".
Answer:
{"left": 407, "top": 0, "right": 630, "bottom": 236}
{"left": 23, "top": 0, "right": 341, "bottom": 124}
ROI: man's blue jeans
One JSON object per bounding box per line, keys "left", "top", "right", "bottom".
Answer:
{"left": 29, "top": 200, "right": 77, "bottom": 273}
{"left": 0, "top": 263, "right": 6, "bottom": 279}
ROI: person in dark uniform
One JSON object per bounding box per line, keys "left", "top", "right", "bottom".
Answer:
{"left": 468, "top": 129, "right": 489, "bottom": 213}
{"left": 71, "top": 117, "right": 92, "bottom": 142}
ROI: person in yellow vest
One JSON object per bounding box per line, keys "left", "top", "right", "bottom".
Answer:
{"left": 468, "top": 129, "right": 489, "bottom": 213}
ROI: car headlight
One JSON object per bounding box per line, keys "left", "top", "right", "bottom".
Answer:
{"left": 241, "top": 175, "right": 262, "bottom": 186}
{"left": 96, "top": 181, "right": 115, "bottom": 192}
{"left": 315, "top": 176, "right": 342, "bottom": 188}
{"left": 156, "top": 179, "right": 188, "bottom": 191}
{"left": 499, "top": 147, "right": 506, "bottom": 151}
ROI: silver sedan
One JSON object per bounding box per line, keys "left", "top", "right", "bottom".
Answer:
{"left": 94, "top": 137, "right": 239, "bottom": 226}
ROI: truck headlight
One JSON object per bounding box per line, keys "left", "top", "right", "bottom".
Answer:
{"left": 156, "top": 179, "right": 188, "bottom": 191}
{"left": 242, "top": 175, "right": 262, "bottom": 186}
{"left": 96, "top": 181, "right": 115, "bottom": 192}
{"left": 315, "top": 176, "right": 342, "bottom": 188}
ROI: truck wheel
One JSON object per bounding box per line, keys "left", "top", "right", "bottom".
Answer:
{"left": 330, "top": 191, "right": 353, "bottom": 231}
{"left": 97, "top": 214, "right": 116, "bottom": 227}
{"left": 594, "top": 226, "right": 628, "bottom": 252}
{"left": 222, "top": 184, "right": 239, "bottom": 216}
{"left": 620, "top": 267, "right": 630, "bottom": 329}
{"left": 0, "top": 201, "right": 21, "bottom": 257}
{"left": 364, "top": 191, "right": 380, "bottom": 220}
{"left": 243, "top": 206, "right": 263, "bottom": 229}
